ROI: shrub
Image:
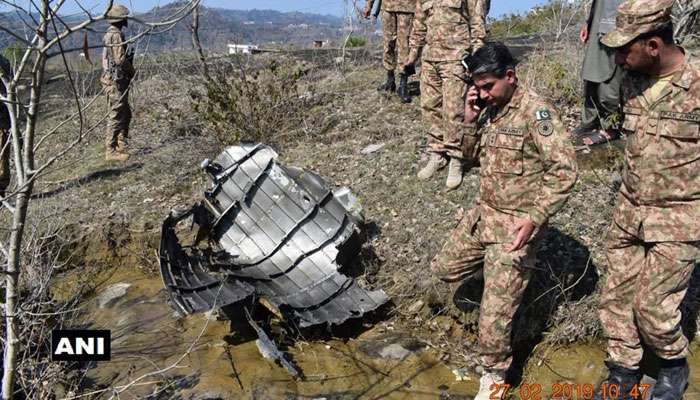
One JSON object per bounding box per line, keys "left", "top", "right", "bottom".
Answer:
{"left": 192, "top": 58, "right": 313, "bottom": 146}
{"left": 345, "top": 36, "right": 367, "bottom": 48}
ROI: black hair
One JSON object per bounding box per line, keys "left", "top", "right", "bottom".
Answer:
{"left": 636, "top": 22, "right": 675, "bottom": 45}
{"left": 463, "top": 42, "right": 517, "bottom": 77}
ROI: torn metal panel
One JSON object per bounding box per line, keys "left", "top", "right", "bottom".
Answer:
{"left": 159, "top": 208, "right": 255, "bottom": 315}
{"left": 160, "top": 143, "right": 388, "bottom": 327}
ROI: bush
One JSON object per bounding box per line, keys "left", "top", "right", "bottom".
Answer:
{"left": 519, "top": 42, "right": 584, "bottom": 109}
{"left": 345, "top": 36, "right": 367, "bottom": 48}
{"left": 192, "top": 58, "right": 314, "bottom": 146}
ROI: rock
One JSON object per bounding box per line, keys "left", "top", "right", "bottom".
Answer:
{"left": 361, "top": 143, "right": 385, "bottom": 155}
{"left": 96, "top": 283, "right": 131, "bottom": 308}
{"left": 378, "top": 343, "right": 411, "bottom": 360}
{"left": 407, "top": 300, "right": 425, "bottom": 314}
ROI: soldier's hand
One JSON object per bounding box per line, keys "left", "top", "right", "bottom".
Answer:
{"left": 579, "top": 25, "right": 589, "bottom": 43}
{"left": 465, "top": 86, "right": 481, "bottom": 123}
{"left": 506, "top": 218, "right": 535, "bottom": 253}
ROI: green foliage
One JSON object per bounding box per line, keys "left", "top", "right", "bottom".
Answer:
{"left": 345, "top": 36, "right": 367, "bottom": 48}
{"left": 489, "top": 0, "right": 583, "bottom": 38}
{"left": 3, "top": 42, "right": 24, "bottom": 64}
{"left": 192, "top": 59, "right": 312, "bottom": 145}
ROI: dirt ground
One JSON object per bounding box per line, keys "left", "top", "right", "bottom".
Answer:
{"left": 20, "top": 48, "right": 700, "bottom": 397}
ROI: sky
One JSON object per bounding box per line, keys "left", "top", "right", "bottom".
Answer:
{"left": 0, "top": 0, "right": 548, "bottom": 18}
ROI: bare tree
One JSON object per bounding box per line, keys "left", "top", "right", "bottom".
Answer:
{"left": 0, "top": 1, "right": 200, "bottom": 398}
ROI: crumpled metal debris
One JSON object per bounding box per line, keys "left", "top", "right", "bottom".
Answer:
{"left": 159, "top": 143, "right": 388, "bottom": 327}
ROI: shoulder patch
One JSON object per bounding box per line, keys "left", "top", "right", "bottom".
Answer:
{"left": 537, "top": 121, "right": 554, "bottom": 137}
{"left": 535, "top": 108, "right": 552, "bottom": 121}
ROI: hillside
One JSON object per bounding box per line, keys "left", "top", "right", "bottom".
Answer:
{"left": 0, "top": 3, "right": 345, "bottom": 54}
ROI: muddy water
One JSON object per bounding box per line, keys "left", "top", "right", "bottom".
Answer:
{"left": 59, "top": 266, "right": 700, "bottom": 399}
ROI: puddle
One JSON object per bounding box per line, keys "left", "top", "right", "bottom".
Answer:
{"left": 58, "top": 265, "right": 700, "bottom": 399}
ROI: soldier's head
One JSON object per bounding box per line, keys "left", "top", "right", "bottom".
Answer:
{"left": 463, "top": 42, "right": 518, "bottom": 107}
{"left": 601, "top": 0, "right": 676, "bottom": 73}
{"left": 106, "top": 4, "right": 130, "bottom": 28}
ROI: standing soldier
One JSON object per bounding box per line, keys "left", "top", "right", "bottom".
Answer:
{"left": 573, "top": 0, "right": 625, "bottom": 146}
{"left": 363, "top": 0, "right": 416, "bottom": 103}
{"left": 406, "top": 0, "right": 488, "bottom": 189}
{"left": 433, "top": 42, "right": 577, "bottom": 399}
{"left": 595, "top": 0, "right": 700, "bottom": 399}
{"left": 101, "top": 4, "right": 135, "bottom": 161}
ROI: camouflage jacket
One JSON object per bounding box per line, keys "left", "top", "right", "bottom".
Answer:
{"left": 465, "top": 85, "right": 578, "bottom": 243}
{"left": 366, "top": 0, "right": 415, "bottom": 13}
{"left": 101, "top": 26, "right": 134, "bottom": 86}
{"left": 614, "top": 55, "right": 700, "bottom": 242}
{"left": 408, "top": 0, "right": 487, "bottom": 62}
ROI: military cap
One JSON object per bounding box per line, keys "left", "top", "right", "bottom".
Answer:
{"left": 601, "top": 0, "right": 674, "bottom": 48}
{"left": 106, "top": 4, "right": 130, "bottom": 23}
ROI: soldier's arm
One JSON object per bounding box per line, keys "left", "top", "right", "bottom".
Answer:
{"left": 408, "top": 0, "right": 427, "bottom": 62}
{"left": 468, "top": 0, "right": 488, "bottom": 50}
{"left": 528, "top": 106, "right": 579, "bottom": 227}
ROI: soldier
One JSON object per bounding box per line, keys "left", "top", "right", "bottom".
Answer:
{"left": 595, "top": 1, "right": 700, "bottom": 399}
{"left": 0, "top": 54, "right": 12, "bottom": 197}
{"left": 433, "top": 42, "right": 577, "bottom": 399}
{"left": 574, "top": 0, "right": 625, "bottom": 146}
{"left": 101, "top": 4, "right": 135, "bottom": 161}
{"left": 405, "top": 0, "right": 488, "bottom": 189}
{"left": 363, "top": 0, "right": 416, "bottom": 103}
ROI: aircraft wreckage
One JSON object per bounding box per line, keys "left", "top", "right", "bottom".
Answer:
{"left": 159, "top": 143, "right": 388, "bottom": 328}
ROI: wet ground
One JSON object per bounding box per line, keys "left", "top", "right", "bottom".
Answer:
{"left": 54, "top": 263, "right": 700, "bottom": 399}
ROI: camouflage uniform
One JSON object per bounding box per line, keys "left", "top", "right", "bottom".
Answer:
{"left": 366, "top": 0, "right": 416, "bottom": 74}
{"left": 431, "top": 85, "right": 578, "bottom": 371}
{"left": 101, "top": 25, "right": 134, "bottom": 155}
{"left": 0, "top": 55, "right": 12, "bottom": 195}
{"left": 409, "top": 0, "right": 488, "bottom": 159}
{"left": 597, "top": 3, "right": 700, "bottom": 368}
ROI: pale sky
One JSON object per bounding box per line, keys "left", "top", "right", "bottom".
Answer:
{"left": 0, "top": 0, "right": 548, "bottom": 18}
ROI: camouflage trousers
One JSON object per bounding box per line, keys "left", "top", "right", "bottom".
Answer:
{"left": 599, "top": 222, "right": 700, "bottom": 370}
{"left": 431, "top": 207, "right": 538, "bottom": 371}
{"left": 380, "top": 11, "right": 414, "bottom": 73}
{"left": 105, "top": 83, "right": 132, "bottom": 150}
{"left": 420, "top": 60, "right": 468, "bottom": 159}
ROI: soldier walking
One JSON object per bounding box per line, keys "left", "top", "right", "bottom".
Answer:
{"left": 595, "top": 1, "right": 700, "bottom": 399}
{"left": 364, "top": 0, "right": 416, "bottom": 103}
{"left": 101, "top": 4, "right": 135, "bottom": 161}
{"left": 406, "top": 0, "right": 488, "bottom": 189}
{"left": 432, "top": 42, "right": 577, "bottom": 399}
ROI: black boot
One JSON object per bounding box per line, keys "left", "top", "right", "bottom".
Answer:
{"left": 397, "top": 73, "right": 411, "bottom": 103}
{"left": 594, "top": 362, "right": 642, "bottom": 400}
{"left": 651, "top": 358, "right": 689, "bottom": 400}
{"left": 377, "top": 70, "right": 396, "bottom": 92}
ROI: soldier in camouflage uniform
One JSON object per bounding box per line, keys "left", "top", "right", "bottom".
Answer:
{"left": 433, "top": 42, "right": 577, "bottom": 399}
{"left": 101, "top": 4, "right": 135, "bottom": 161}
{"left": 406, "top": 0, "right": 488, "bottom": 189}
{"left": 364, "top": 0, "right": 416, "bottom": 102}
{"left": 595, "top": 1, "right": 700, "bottom": 399}
{"left": 0, "top": 55, "right": 12, "bottom": 196}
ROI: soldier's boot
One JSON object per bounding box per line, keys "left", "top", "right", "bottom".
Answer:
{"left": 105, "top": 145, "right": 129, "bottom": 162}
{"left": 417, "top": 153, "right": 447, "bottom": 180}
{"left": 117, "top": 136, "right": 131, "bottom": 158}
{"left": 397, "top": 74, "right": 411, "bottom": 103}
{"left": 475, "top": 371, "right": 506, "bottom": 400}
{"left": 651, "top": 358, "right": 689, "bottom": 400}
{"left": 594, "top": 362, "right": 642, "bottom": 400}
{"left": 445, "top": 157, "right": 464, "bottom": 190}
{"left": 377, "top": 70, "right": 396, "bottom": 92}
